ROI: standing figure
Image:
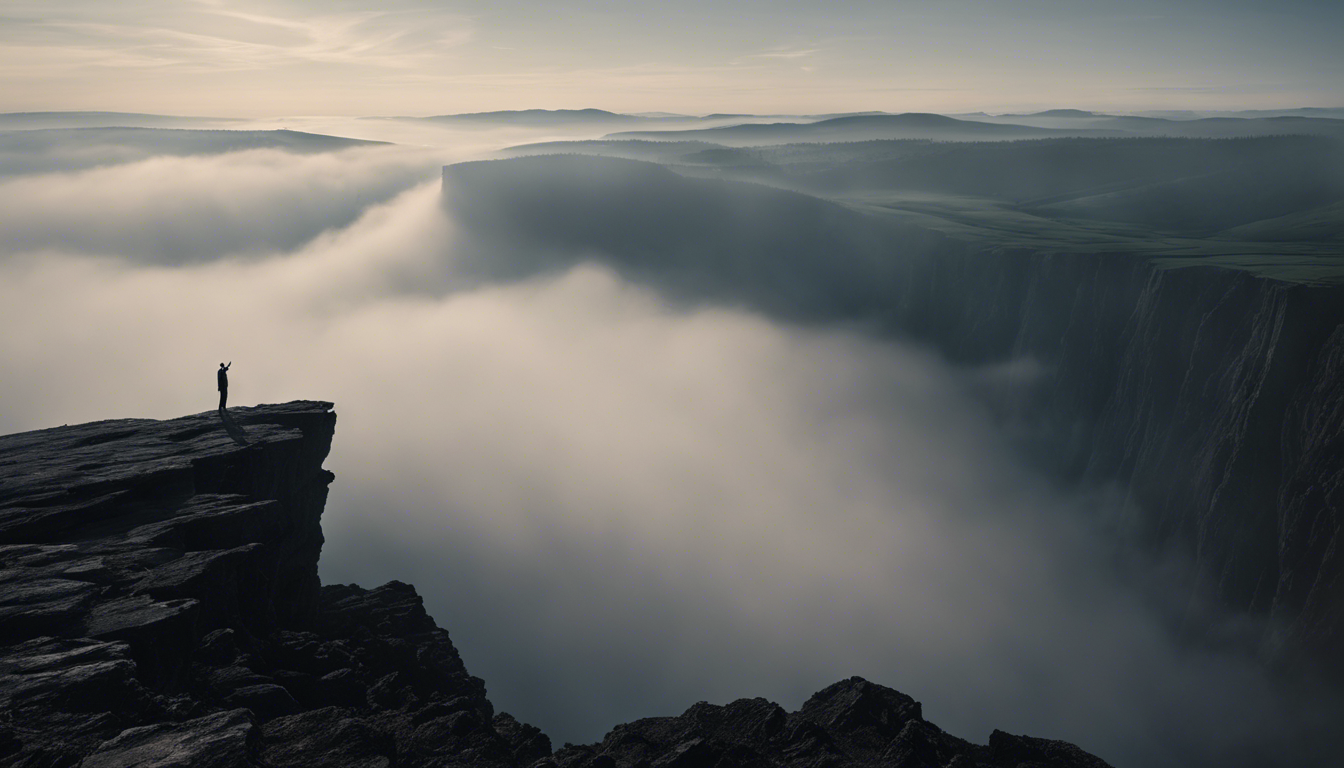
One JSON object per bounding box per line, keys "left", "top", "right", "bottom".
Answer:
{"left": 217, "top": 362, "right": 231, "bottom": 411}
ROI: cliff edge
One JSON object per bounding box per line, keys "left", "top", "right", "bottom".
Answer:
{"left": 0, "top": 402, "right": 1110, "bottom": 767}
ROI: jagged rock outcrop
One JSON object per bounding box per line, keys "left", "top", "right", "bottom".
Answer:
{"left": 0, "top": 402, "right": 1110, "bottom": 767}
{"left": 548, "top": 678, "right": 1111, "bottom": 768}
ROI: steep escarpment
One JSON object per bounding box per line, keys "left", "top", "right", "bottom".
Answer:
{"left": 889, "top": 251, "right": 1344, "bottom": 678}
{"left": 0, "top": 404, "right": 538, "bottom": 767}
{"left": 442, "top": 155, "right": 1343, "bottom": 682}
{"left": 0, "top": 402, "right": 1110, "bottom": 767}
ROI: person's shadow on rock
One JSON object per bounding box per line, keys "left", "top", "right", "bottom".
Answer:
{"left": 218, "top": 408, "right": 251, "bottom": 446}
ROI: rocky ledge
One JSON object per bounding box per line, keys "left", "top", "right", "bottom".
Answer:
{"left": 0, "top": 402, "right": 1111, "bottom": 767}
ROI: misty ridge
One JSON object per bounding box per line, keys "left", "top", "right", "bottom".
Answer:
{"left": 0, "top": 127, "right": 384, "bottom": 177}
{"left": 603, "top": 110, "right": 1344, "bottom": 145}
{"left": 503, "top": 136, "right": 1344, "bottom": 239}
{"left": 1, "top": 108, "right": 1342, "bottom": 768}
{"left": 0, "top": 130, "right": 440, "bottom": 261}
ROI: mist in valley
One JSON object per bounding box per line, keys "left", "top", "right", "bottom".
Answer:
{"left": 1, "top": 116, "right": 1341, "bottom": 768}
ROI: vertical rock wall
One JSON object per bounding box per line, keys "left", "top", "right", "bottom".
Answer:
{"left": 894, "top": 249, "right": 1344, "bottom": 678}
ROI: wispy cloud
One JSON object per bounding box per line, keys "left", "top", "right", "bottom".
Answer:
{"left": 1128, "top": 84, "right": 1287, "bottom": 93}
{"left": 749, "top": 47, "right": 819, "bottom": 60}
{"left": 0, "top": 2, "right": 476, "bottom": 75}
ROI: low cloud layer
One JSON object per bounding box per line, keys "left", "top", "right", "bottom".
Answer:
{"left": 0, "top": 137, "right": 1337, "bottom": 767}
{"left": 0, "top": 142, "right": 439, "bottom": 261}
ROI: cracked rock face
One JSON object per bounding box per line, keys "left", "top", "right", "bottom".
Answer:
{"left": 0, "top": 402, "right": 1110, "bottom": 767}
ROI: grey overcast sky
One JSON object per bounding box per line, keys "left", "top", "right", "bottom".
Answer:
{"left": 2, "top": 0, "right": 1341, "bottom": 116}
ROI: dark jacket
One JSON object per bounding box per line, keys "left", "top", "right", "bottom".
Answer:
{"left": 217, "top": 369, "right": 228, "bottom": 391}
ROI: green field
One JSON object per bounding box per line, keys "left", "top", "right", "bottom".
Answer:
{"left": 502, "top": 136, "right": 1344, "bottom": 286}
{"left": 833, "top": 190, "right": 1344, "bottom": 286}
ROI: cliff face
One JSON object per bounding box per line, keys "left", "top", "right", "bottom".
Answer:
{"left": 889, "top": 251, "right": 1344, "bottom": 678}
{"left": 0, "top": 401, "right": 1111, "bottom": 768}
{"left": 0, "top": 403, "right": 538, "bottom": 768}
{"left": 0, "top": 401, "right": 337, "bottom": 664}
{"left": 442, "top": 156, "right": 1343, "bottom": 682}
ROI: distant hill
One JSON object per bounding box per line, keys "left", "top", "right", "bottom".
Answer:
{"left": 423, "top": 108, "right": 634, "bottom": 125}
{"left": 606, "top": 113, "right": 1092, "bottom": 146}
{"left": 1008, "top": 109, "right": 1103, "bottom": 118}
{"left": 504, "top": 133, "right": 1344, "bottom": 241}
{"left": 500, "top": 139, "right": 727, "bottom": 166}
{"left": 1139, "top": 107, "right": 1344, "bottom": 121}
{"left": 795, "top": 135, "right": 1344, "bottom": 235}
{"left": 0, "top": 127, "right": 384, "bottom": 175}
{"left": 938, "top": 111, "right": 1344, "bottom": 140}
{"left": 1088, "top": 115, "right": 1344, "bottom": 139}
{"left": 1241, "top": 107, "right": 1344, "bottom": 120}
{"left": 808, "top": 111, "right": 894, "bottom": 119}
{"left": 628, "top": 112, "right": 693, "bottom": 118}
{"left": 407, "top": 110, "right": 848, "bottom": 128}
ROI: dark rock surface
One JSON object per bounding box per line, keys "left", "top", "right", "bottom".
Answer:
{"left": 898, "top": 255, "right": 1344, "bottom": 681}
{"left": 0, "top": 401, "right": 1110, "bottom": 767}
{"left": 547, "top": 678, "right": 1112, "bottom": 768}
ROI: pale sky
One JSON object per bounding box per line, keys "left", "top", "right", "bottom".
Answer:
{"left": 2, "top": 0, "right": 1341, "bottom": 116}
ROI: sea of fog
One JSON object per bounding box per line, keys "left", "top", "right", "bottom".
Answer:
{"left": 0, "top": 117, "right": 1334, "bottom": 768}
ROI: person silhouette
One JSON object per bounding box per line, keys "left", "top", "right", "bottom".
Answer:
{"left": 217, "top": 362, "right": 231, "bottom": 411}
